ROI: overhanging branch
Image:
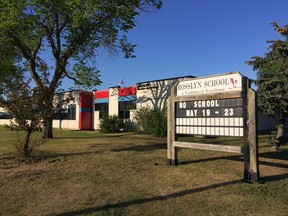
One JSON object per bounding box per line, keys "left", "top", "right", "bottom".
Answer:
{"left": 63, "top": 70, "right": 83, "bottom": 85}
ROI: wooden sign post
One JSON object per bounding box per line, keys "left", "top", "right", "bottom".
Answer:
{"left": 167, "top": 72, "right": 260, "bottom": 183}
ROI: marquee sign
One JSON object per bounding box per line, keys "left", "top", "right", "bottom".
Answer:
{"left": 174, "top": 73, "right": 245, "bottom": 137}
{"left": 167, "top": 72, "right": 260, "bottom": 183}
{"left": 175, "top": 98, "right": 244, "bottom": 137}
{"left": 176, "top": 73, "right": 243, "bottom": 96}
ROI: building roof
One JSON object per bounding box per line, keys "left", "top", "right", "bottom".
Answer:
{"left": 136, "top": 75, "right": 195, "bottom": 85}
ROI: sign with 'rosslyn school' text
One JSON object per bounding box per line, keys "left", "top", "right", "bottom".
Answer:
{"left": 176, "top": 72, "right": 243, "bottom": 96}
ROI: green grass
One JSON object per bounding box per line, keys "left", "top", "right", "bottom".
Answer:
{"left": 0, "top": 126, "right": 287, "bottom": 216}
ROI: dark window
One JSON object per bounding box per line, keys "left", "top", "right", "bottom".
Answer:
{"left": 68, "top": 104, "right": 76, "bottom": 120}
{"left": 119, "top": 110, "right": 130, "bottom": 120}
{"left": 119, "top": 101, "right": 136, "bottom": 110}
{"left": 53, "top": 104, "right": 76, "bottom": 120}
{"left": 54, "top": 109, "right": 61, "bottom": 120}
{"left": 118, "top": 101, "right": 136, "bottom": 120}
{"left": 0, "top": 112, "right": 11, "bottom": 119}
{"left": 95, "top": 103, "right": 109, "bottom": 119}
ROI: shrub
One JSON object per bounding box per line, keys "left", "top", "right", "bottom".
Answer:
{"left": 99, "top": 115, "right": 124, "bottom": 133}
{"left": 13, "top": 135, "right": 45, "bottom": 159}
{"left": 133, "top": 107, "right": 151, "bottom": 133}
{"left": 123, "top": 120, "right": 136, "bottom": 131}
{"left": 134, "top": 107, "right": 167, "bottom": 137}
{"left": 147, "top": 109, "right": 167, "bottom": 137}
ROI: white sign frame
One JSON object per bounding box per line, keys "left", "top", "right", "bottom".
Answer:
{"left": 167, "top": 72, "right": 260, "bottom": 183}
{"left": 176, "top": 72, "right": 243, "bottom": 96}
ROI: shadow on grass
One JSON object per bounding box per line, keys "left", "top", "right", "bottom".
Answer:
{"left": 261, "top": 173, "right": 288, "bottom": 182}
{"left": 259, "top": 149, "right": 288, "bottom": 161}
{"left": 0, "top": 151, "right": 102, "bottom": 165}
{"left": 53, "top": 134, "right": 126, "bottom": 139}
{"left": 52, "top": 137, "right": 99, "bottom": 139}
{"left": 54, "top": 172, "right": 288, "bottom": 216}
{"left": 179, "top": 155, "right": 243, "bottom": 166}
{"left": 54, "top": 179, "right": 241, "bottom": 216}
{"left": 179, "top": 149, "right": 288, "bottom": 169}
{"left": 0, "top": 142, "right": 166, "bottom": 163}
{"left": 112, "top": 143, "right": 166, "bottom": 152}
{"left": 31, "top": 150, "right": 105, "bottom": 161}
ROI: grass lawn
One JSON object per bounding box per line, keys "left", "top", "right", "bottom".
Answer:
{"left": 0, "top": 126, "right": 287, "bottom": 216}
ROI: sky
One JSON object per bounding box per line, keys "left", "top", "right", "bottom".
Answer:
{"left": 65, "top": 0, "right": 288, "bottom": 90}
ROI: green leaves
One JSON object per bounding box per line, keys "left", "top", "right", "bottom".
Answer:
{"left": 0, "top": 75, "right": 43, "bottom": 132}
{"left": 0, "top": 0, "right": 162, "bottom": 138}
{"left": 247, "top": 22, "right": 288, "bottom": 116}
{"left": 99, "top": 114, "right": 124, "bottom": 133}
{"left": 72, "top": 62, "right": 102, "bottom": 89}
{"left": 0, "top": 0, "right": 162, "bottom": 90}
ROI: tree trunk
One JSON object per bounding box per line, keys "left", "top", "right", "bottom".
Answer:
{"left": 24, "top": 130, "right": 32, "bottom": 158}
{"left": 276, "top": 124, "right": 285, "bottom": 140}
{"left": 41, "top": 89, "right": 55, "bottom": 139}
{"left": 275, "top": 112, "right": 286, "bottom": 150}
{"left": 42, "top": 117, "right": 53, "bottom": 139}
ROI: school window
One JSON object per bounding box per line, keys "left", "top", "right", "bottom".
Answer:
{"left": 67, "top": 104, "right": 76, "bottom": 120}
{"left": 0, "top": 112, "right": 11, "bottom": 119}
{"left": 95, "top": 103, "right": 109, "bottom": 119}
{"left": 118, "top": 101, "right": 136, "bottom": 120}
{"left": 54, "top": 104, "right": 76, "bottom": 120}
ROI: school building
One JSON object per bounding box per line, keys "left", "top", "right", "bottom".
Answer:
{"left": 0, "top": 75, "right": 279, "bottom": 131}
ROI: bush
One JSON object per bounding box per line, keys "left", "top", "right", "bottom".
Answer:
{"left": 13, "top": 135, "right": 45, "bottom": 159}
{"left": 123, "top": 120, "right": 136, "bottom": 131}
{"left": 134, "top": 107, "right": 167, "bottom": 137}
{"left": 148, "top": 109, "right": 167, "bottom": 137}
{"left": 99, "top": 115, "right": 124, "bottom": 133}
{"left": 133, "top": 107, "right": 151, "bottom": 133}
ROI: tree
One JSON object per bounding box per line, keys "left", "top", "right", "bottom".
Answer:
{"left": 247, "top": 22, "right": 288, "bottom": 149}
{"left": 0, "top": 75, "right": 45, "bottom": 158}
{"left": 0, "top": 0, "right": 162, "bottom": 138}
{"left": 0, "top": 42, "right": 42, "bottom": 158}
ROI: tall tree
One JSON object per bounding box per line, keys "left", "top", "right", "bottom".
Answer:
{"left": 0, "top": 0, "right": 162, "bottom": 138}
{"left": 247, "top": 22, "right": 288, "bottom": 149}
{"left": 0, "top": 41, "right": 45, "bottom": 157}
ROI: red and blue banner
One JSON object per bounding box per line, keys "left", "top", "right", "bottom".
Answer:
{"left": 94, "top": 90, "right": 109, "bottom": 103}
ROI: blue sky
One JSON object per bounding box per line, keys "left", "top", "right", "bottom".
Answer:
{"left": 66, "top": 0, "right": 288, "bottom": 90}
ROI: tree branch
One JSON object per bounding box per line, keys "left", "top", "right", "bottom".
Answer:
{"left": 41, "top": 22, "right": 59, "bottom": 59}
{"left": 8, "top": 31, "right": 44, "bottom": 89}
{"left": 32, "top": 37, "right": 43, "bottom": 60}
{"left": 63, "top": 70, "right": 84, "bottom": 85}
{"left": 8, "top": 31, "right": 32, "bottom": 60}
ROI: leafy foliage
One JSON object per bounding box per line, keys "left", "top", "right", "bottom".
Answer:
{"left": 0, "top": 75, "right": 46, "bottom": 158}
{"left": 247, "top": 23, "right": 288, "bottom": 113}
{"left": 99, "top": 115, "right": 124, "bottom": 133}
{"left": 133, "top": 107, "right": 151, "bottom": 133}
{"left": 0, "top": 0, "right": 162, "bottom": 138}
{"left": 0, "top": 0, "right": 162, "bottom": 88}
{"left": 247, "top": 22, "right": 288, "bottom": 148}
{"left": 134, "top": 107, "right": 167, "bottom": 137}
{"left": 13, "top": 135, "right": 44, "bottom": 159}
{"left": 0, "top": 42, "right": 23, "bottom": 94}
